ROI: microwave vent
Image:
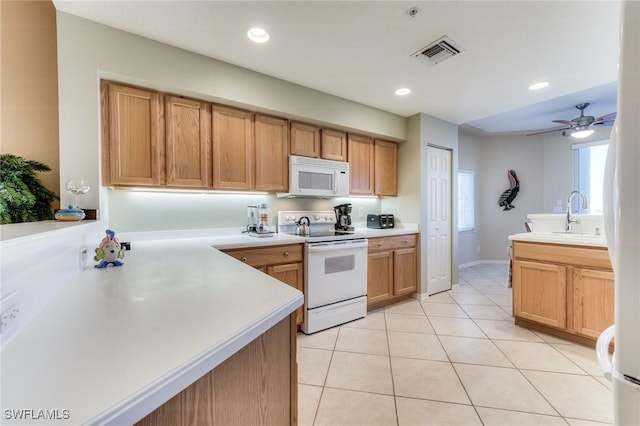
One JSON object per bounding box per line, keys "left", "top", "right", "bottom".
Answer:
{"left": 412, "top": 36, "right": 465, "bottom": 64}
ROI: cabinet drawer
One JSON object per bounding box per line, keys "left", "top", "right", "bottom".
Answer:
{"left": 223, "top": 244, "right": 303, "bottom": 267}
{"left": 513, "top": 241, "right": 611, "bottom": 270}
{"left": 368, "top": 234, "right": 416, "bottom": 252}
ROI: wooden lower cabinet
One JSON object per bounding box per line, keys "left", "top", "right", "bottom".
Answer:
{"left": 512, "top": 241, "right": 614, "bottom": 346}
{"left": 573, "top": 267, "right": 615, "bottom": 339}
{"left": 223, "top": 245, "right": 304, "bottom": 325}
{"left": 268, "top": 263, "right": 304, "bottom": 325}
{"left": 136, "top": 313, "right": 297, "bottom": 426}
{"left": 367, "top": 235, "right": 417, "bottom": 309}
{"left": 367, "top": 251, "right": 393, "bottom": 305}
{"left": 513, "top": 260, "right": 567, "bottom": 328}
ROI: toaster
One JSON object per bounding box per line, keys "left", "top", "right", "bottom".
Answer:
{"left": 367, "top": 214, "right": 395, "bottom": 229}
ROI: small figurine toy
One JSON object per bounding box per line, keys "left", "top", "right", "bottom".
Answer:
{"left": 94, "top": 229, "right": 125, "bottom": 268}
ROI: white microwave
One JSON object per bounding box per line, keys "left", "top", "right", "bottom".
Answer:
{"left": 278, "top": 155, "right": 350, "bottom": 198}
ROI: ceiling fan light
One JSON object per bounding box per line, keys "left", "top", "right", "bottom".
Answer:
{"left": 571, "top": 129, "right": 594, "bottom": 139}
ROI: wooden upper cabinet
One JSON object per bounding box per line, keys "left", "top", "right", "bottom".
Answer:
{"left": 254, "top": 115, "right": 289, "bottom": 192}
{"left": 165, "top": 96, "right": 211, "bottom": 188}
{"left": 374, "top": 140, "right": 397, "bottom": 196}
{"left": 290, "top": 122, "right": 320, "bottom": 158}
{"left": 104, "top": 82, "right": 163, "bottom": 186}
{"left": 348, "top": 134, "right": 374, "bottom": 195}
{"left": 321, "top": 129, "right": 347, "bottom": 161}
{"left": 212, "top": 105, "right": 254, "bottom": 190}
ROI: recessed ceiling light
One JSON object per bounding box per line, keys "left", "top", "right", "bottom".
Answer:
{"left": 528, "top": 81, "right": 549, "bottom": 91}
{"left": 247, "top": 27, "right": 270, "bottom": 43}
{"left": 395, "top": 88, "right": 411, "bottom": 96}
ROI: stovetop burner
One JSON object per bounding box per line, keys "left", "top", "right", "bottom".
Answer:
{"left": 277, "top": 210, "right": 366, "bottom": 243}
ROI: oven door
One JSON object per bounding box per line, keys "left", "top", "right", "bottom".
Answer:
{"left": 305, "top": 239, "right": 368, "bottom": 309}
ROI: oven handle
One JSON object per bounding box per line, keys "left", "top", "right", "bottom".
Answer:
{"left": 307, "top": 240, "right": 369, "bottom": 252}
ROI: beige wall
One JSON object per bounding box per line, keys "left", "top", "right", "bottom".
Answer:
{"left": 458, "top": 131, "right": 482, "bottom": 265}
{"left": 1, "top": 0, "right": 59, "bottom": 209}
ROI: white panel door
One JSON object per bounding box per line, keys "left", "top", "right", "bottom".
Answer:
{"left": 426, "top": 146, "right": 452, "bottom": 295}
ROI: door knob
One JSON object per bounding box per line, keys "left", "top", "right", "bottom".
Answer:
{"left": 241, "top": 256, "right": 247, "bottom": 262}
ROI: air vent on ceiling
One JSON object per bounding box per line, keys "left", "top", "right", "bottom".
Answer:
{"left": 412, "top": 36, "right": 465, "bottom": 64}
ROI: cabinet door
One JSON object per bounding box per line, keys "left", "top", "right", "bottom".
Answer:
{"left": 374, "top": 140, "right": 397, "bottom": 196}
{"left": 348, "top": 134, "right": 374, "bottom": 195}
{"left": 394, "top": 247, "right": 417, "bottom": 297}
{"left": 255, "top": 115, "right": 289, "bottom": 192}
{"left": 165, "top": 96, "right": 210, "bottom": 188}
{"left": 573, "top": 268, "right": 615, "bottom": 339}
{"left": 290, "top": 122, "right": 320, "bottom": 158}
{"left": 513, "top": 260, "right": 567, "bottom": 328}
{"left": 367, "top": 251, "right": 393, "bottom": 306}
{"left": 268, "top": 263, "right": 304, "bottom": 325}
{"left": 106, "top": 83, "right": 163, "bottom": 186}
{"left": 321, "top": 129, "right": 347, "bottom": 161}
{"left": 212, "top": 105, "right": 253, "bottom": 190}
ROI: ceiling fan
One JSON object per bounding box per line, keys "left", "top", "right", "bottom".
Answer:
{"left": 527, "top": 103, "right": 617, "bottom": 138}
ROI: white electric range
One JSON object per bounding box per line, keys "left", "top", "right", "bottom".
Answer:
{"left": 278, "top": 211, "right": 368, "bottom": 334}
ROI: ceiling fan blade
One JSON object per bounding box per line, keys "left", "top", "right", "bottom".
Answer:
{"left": 595, "top": 112, "right": 617, "bottom": 122}
{"left": 526, "top": 127, "right": 569, "bottom": 136}
{"left": 552, "top": 119, "right": 576, "bottom": 126}
{"left": 591, "top": 120, "right": 615, "bottom": 127}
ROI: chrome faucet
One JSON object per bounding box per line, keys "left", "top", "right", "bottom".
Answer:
{"left": 566, "top": 190, "right": 588, "bottom": 232}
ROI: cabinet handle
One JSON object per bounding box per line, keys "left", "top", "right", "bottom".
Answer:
{"left": 241, "top": 256, "right": 248, "bottom": 262}
{"left": 284, "top": 251, "right": 289, "bottom": 257}
{"left": 403, "top": 239, "right": 409, "bottom": 244}
{"left": 377, "top": 242, "right": 383, "bottom": 247}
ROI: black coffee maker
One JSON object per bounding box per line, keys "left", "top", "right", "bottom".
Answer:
{"left": 334, "top": 203, "right": 354, "bottom": 231}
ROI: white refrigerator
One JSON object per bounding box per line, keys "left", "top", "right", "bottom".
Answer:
{"left": 596, "top": 2, "right": 640, "bottom": 425}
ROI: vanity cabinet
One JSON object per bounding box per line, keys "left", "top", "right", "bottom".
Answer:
{"left": 223, "top": 244, "right": 304, "bottom": 325}
{"left": 512, "top": 241, "right": 614, "bottom": 346}
{"left": 102, "top": 82, "right": 164, "bottom": 186}
{"left": 367, "top": 234, "right": 417, "bottom": 309}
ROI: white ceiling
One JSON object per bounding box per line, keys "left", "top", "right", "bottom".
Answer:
{"left": 53, "top": 0, "right": 622, "bottom": 135}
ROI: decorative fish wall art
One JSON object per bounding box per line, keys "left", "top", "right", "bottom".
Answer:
{"left": 498, "top": 170, "right": 520, "bottom": 211}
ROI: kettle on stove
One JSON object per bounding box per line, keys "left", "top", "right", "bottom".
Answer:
{"left": 295, "top": 216, "right": 310, "bottom": 236}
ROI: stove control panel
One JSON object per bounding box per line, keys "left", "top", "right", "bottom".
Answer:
{"left": 277, "top": 211, "right": 336, "bottom": 225}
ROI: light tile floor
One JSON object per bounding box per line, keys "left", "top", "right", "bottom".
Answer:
{"left": 297, "top": 263, "right": 613, "bottom": 426}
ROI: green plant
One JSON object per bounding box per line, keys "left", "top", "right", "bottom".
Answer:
{"left": 0, "top": 154, "right": 59, "bottom": 224}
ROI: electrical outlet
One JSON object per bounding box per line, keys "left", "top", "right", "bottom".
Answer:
{"left": 0, "top": 291, "right": 20, "bottom": 344}
{"left": 359, "top": 207, "right": 364, "bottom": 218}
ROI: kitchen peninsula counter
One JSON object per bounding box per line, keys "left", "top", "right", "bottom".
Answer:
{"left": 508, "top": 231, "right": 613, "bottom": 347}
{"left": 1, "top": 236, "right": 303, "bottom": 425}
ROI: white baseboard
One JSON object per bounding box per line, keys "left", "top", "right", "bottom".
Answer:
{"left": 458, "top": 260, "right": 509, "bottom": 269}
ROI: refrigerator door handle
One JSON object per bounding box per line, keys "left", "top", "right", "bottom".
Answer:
{"left": 596, "top": 324, "right": 615, "bottom": 381}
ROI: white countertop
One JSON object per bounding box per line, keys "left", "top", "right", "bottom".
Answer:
{"left": 1, "top": 237, "right": 303, "bottom": 425}
{"left": 121, "top": 224, "right": 420, "bottom": 250}
{"left": 509, "top": 232, "right": 608, "bottom": 248}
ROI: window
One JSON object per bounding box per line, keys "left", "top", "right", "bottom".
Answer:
{"left": 572, "top": 140, "right": 609, "bottom": 214}
{"left": 458, "top": 170, "right": 475, "bottom": 231}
